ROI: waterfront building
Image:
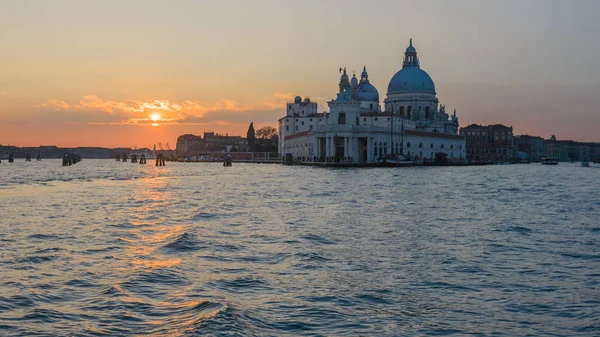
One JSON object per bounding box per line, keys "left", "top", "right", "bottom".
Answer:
{"left": 176, "top": 132, "right": 249, "bottom": 159}
{"left": 278, "top": 40, "right": 465, "bottom": 163}
{"left": 176, "top": 134, "right": 204, "bottom": 158}
{"left": 515, "top": 135, "right": 545, "bottom": 162}
{"left": 460, "top": 124, "right": 514, "bottom": 163}
{"left": 543, "top": 138, "right": 599, "bottom": 162}
{"left": 203, "top": 132, "right": 249, "bottom": 153}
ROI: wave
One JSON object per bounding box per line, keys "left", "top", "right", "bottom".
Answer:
{"left": 161, "top": 232, "right": 206, "bottom": 252}
{"left": 300, "top": 234, "right": 336, "bottom": 245}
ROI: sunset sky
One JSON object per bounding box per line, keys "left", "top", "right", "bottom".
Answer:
{"left": 1, "top": 0, "right": 599, "bottom": 148}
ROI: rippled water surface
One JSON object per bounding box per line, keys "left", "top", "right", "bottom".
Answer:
{"left": 1, "top": 160, "right": 599, "bottom": 336}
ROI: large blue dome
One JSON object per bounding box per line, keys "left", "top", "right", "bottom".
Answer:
{"left": 387, "top": 67, "right": 435, "bottom": 94}
{"left": 353, "top": 82, "right": 379, "bottom": 102}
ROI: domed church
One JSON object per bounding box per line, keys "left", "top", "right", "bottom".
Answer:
{"left": 278, "top": 40, "right": 465, "bottom": 164}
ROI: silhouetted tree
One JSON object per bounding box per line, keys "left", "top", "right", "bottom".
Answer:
{"left": 247, "top": 122, "right": 256, "bottom": 151}
{"left": 256, "top": 126, "right": 278, "bottom": 152}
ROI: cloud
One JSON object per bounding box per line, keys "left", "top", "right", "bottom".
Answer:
{"left": 32, "top": 94, "right": 286, "bottom": 127}
{"left": 0, "top": 91, "right": 6, "bottom": 96}
{"left": 262, "top": 92, "right": 299, "bottom": 109}
{"left": 36, "top": 99, "right": 72, "bottom": 111}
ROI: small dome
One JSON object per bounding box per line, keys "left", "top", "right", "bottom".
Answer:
{"left": 387, "top": 67, "right": 435, "bottom": 94}
{"left": 294, "top": 96, "right": 302, "bottom": 103}
{"left": 351, "top": 74, "right": 358, "bottom": 87}
{"left": 353, "top": 82, "right": 379, "bottom": 102}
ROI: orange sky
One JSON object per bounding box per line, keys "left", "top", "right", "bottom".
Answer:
{"left": 1, "top": 0, "right": 599, "bottom": 148}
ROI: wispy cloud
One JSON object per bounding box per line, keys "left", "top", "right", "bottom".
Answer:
{"left": 32, "top": 94, "right": 285, "bottom": 126}
{"left": 36, "top": 99, "right": 72, "bottom": 111}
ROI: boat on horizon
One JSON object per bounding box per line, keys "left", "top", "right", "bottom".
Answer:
{"left": 541, "top": 157, "right": 559, "bottom": 165}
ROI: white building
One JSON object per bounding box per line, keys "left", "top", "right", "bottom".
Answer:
{"left": 278, "top": 40, "right": 466, "bottom": 164}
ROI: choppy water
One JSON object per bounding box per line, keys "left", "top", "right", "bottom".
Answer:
{"left": 1, "top": 160, "right": 599, "bottom": 336}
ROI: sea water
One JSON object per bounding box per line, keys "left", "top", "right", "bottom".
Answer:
{"left": 1, "top": 160, "right": 598, "bottom": 336}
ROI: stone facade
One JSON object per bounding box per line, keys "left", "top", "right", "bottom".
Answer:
{"left": 278, "top": 40, "right": 465, "bottom": 164}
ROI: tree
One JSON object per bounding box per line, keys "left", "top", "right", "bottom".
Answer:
{"left": 247, "top": 122, "right": 256, "bottom": 151}
{"left": 255, "top": 126, "right": 278, "bottom": 152}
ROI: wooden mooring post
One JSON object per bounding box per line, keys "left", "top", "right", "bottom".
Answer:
{"left": 62, "top": 153, "right": 82, "bottom": 166}
{"left": 8, "top": 154, "right": 14, "bottom": 163}
{"left": 131, "top": 154, "right": 138, "bottom": 163}
{"left": 36, "top": 153, "right": 41, "bottom": 161}
{"left": 122, "top": 154, "right": 128, "bottom": 162}
{"left": 140, "top": 154, "right": 146, "bottom": 164}
{"left": 155, "top": 154, "right": 166, "bottom": 166}
{"left": 26, "top": 153, "right": 31, "bottom": 161}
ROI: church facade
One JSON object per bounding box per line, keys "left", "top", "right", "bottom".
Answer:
{"left": 278, "top": 40, "right": 466, "bottom": 164}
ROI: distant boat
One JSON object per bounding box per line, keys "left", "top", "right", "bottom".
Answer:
{"left": 380, "top": 154, "right": 413, "bottom": 167}
{"left": 541, "top": 157, "right": 559, "bottom": 165}
{"left": 581, "top": 162, "right": 590, "bottom": 167}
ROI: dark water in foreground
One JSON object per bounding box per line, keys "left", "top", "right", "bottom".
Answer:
{"left": 1, "top": 160, "right": 599, "bottom": 336}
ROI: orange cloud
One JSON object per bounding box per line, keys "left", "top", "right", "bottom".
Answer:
{"left": 32, "top": 94, "right": 287, "bottom": 126}
{"left": 36, "top": 99, "right": 72, "bottom": 111}
{"left": 262, "top": 92, "right": 299, "bottom": 109}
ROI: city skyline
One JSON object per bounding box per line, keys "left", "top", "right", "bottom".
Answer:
{"left": 1, "top": 0, "right": 599, "bottom": 148}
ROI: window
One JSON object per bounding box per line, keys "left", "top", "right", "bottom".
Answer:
{"left": 295, "top": 126, "right": 298, "bottom": 130}
{"left": 450, "top": 145, "right": 453, "bottom": 149}
{"left": 387, "top": 117, "right": 390, "bottom": 121}
{"left": 338, "top": 112, "right": 346, "bottom": 124}
{"left": 430, "top": 144, "right": 434, "bottom": 148}
{"left": 400, "top": 106, "right": 405, "bottom": 116}
{"left": 419, "top": 143, "right": 422, "bottom": 148}
{"left": 370, "top": 103, "right": 373, "bottom": 109}
{"left": 319, "top": 119, "right": 322, "bottom": 122}
{"left": 407, "top": 142, "right": 411, "bottom": 148}
{"left": 407, "top": 106, "right": 412, "bottom": 119}
{"left": 310, "top": 119, "right": 313, "bottom": 122}
{"left": 425, "top": 106, "right": 430, "bottom": 119}
{"left": 441, "top": 144, "right": 444, "bottom": 149}
{"left": 301, "top": 121, "right": 304, "bottom": 125}
{"left": 375, "top": 118, "right": 378, "bottom": 121}
{"left": 363, "top": 118, "right": 367, "bottom": 122}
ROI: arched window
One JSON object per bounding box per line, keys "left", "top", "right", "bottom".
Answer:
{"left": 430, "top": 144, "right": 434, "bottom": 148}
{"left": 425, "top": 106, "right": 430, "bottom": 119}
{"left": 399, "top": 106, "right": 405, "bottom": 117}
{"left": 370, "top": 103, "right": 373, "bottom": 110}
{"left": 441, "top": 144, "right": 444, "bottom": 149}
{"left": 407, "top": 106, "right": 412, "bottom": 119}
{"left": 419, "top": 142, "right": 422, "bottom": 148}
{"left": 338, "top": 112, "right": 346, "bottom": 124}
{"left": 407, "top": 142, "right": 411, "bottom": 148}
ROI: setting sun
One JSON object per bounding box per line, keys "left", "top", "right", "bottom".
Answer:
{"left": 150, "top": 113, "right": 161, "bottom": 122}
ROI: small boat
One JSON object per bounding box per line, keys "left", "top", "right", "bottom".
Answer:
{"left": 581, "top": 162, "right": 590, "bottom": 167}
{"left": 380, "top": 154, "right": 414, "bottom": 167}
{"left": 541, "top": 157, "right": 559, "bottom": 165}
